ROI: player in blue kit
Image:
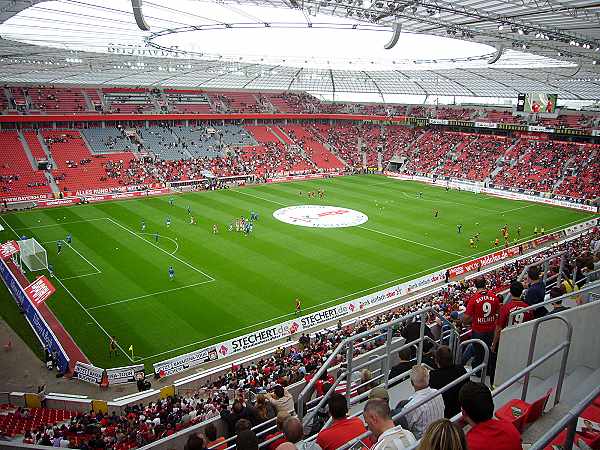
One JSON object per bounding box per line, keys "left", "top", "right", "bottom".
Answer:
{"left": 166, "top": 216, "right": 171, "bottom": 227}
{"left": 66, "top": 233, "right": 72, "bottom": 244}
{"left": 168, "top": 265, "right": 175, "bottom": 280}
{"left": 57, "top": 240, "right": 62, "bottom": 255}
{"left": 154, "top": 232, "right": 159, "bottom": 243}
{"left": 141, "top": 220, "right": 146, "bottom": 232}
{"left": 169, "top": 198, "right": 174, "bottom": 207}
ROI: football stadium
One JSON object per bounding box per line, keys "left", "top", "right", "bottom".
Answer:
{"left": 0, "top": 1, "right": 599, "bottom": 449}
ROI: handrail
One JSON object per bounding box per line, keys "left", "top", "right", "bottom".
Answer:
{"left": 337, "top": 338, "right": 490, "bottom": 450}
{"left": 528, "top": 384, "right": 600, "bottom": 450}
{"left": 401, "top": 321, "right": 574, "bottom": 450}
{"left": 521, "top": 315, "right": 572, "bottom": 405}
{"left": 297, "top": 305, "right": 461, "bottom": 420}
{"left": 507, "top": 280, "right": 600, "bottom": 326}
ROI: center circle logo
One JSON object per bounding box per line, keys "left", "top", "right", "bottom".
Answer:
{"left": 273, "top": 205, "right": 369, "bottom": 228}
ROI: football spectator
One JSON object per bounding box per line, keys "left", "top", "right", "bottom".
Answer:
{"left": 462, "top": 276, "right": 499, "bottom": 382}
{"left": 492, "top": 280, "right": 533, "bottom": 354}
{"left": 316, "top": 393, "right": 370, "bottom": 450}
{"left": 205, "top": 423, "right": 226, "bottom": 450}
{"left": 389, "top": 348, "right": 415, "bottom": 383}
{"left": 548, "top": 286, "right": 570, "bottom": 314}
{"left": 185, "top": 434, "right": 208, "bottom": 450}
{"left": 268, "top": 385, "right": 296, "bottom": 416}
{"left": 428, "top": 346, "right": 467, "bottom": 418}
{"left": 458, "top": 382, "right": 521, "bottom": 450}
{"left": 524, "top": 266, "right": 546, "bottom": 318}
{"left": 281, "top": 416, "right": 309, "bottom": 450}
{"left": 364, "top": 399, "right": 416, "bottom": 450}
{"left": 418, "top": 418, "right": 467, "bottom": 450}
{"left": 221, "top": 400, "right": 258, "bottom": 437}
{"left": 395, "top": 365, "right": 445, "bottom": 439}
{"left": 237, "top": 430, "right": 259, "bottom": 450}
{"left": 266, "top": 412, "right": 290, "bottom": 450}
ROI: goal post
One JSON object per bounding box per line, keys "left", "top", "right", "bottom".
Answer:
{"left": 19, "top": 238, "right": 48, "bottom": 272}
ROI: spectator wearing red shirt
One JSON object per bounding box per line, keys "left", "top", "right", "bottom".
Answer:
{"left": 492, "top": 280, "right": 533, "bottom": 354}
{"left": 458, "top": 382, "right": 521, "bottom": 450}
{"left": 265, "top": 412, "right": 289, "bottom": 450}
{"left": 462, "top": 277, "right": 499, "bottom": 383}
{"left": 316, "top": 393, "right": 371, "bottom": 450}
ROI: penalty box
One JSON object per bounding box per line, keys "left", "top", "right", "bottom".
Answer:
{"left": 15, "top": 217, "right": 215, "bottom": 309}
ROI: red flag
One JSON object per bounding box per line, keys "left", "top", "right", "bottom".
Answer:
{"left": 0, "top": 240, "right": 19, "bottom": 260}
{"left": 24, "top": 275, "right": 56, "bottom": 306}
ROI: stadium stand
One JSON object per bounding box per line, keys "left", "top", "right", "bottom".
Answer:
{"left": 28, "top": 87, "right": 87, "bottom": 114}
{"left": 0, "top": 131, "right": 50, "bottom": 198}
{"left": 81, "top": 127, "right": 133, "bottom": 154}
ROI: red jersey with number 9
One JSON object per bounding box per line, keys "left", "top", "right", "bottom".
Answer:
{"left": 466, "top": 291, "right": 500, "bottom": 333}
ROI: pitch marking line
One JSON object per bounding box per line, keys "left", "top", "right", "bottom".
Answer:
{"left": 500, "top": 204, "right": 534, "bottom": 214}
{"left": 13, "top": 217, "right": 109, "bottom": 230}
{"left": 62, "top": 272, "right": 101, "bottom": 281}
{"left": 0, "top": 215, "right": 133, "bottom": 362}
{"left": 140, "top": 232, "right": 179, "bottom": 255}
{"left": 87, "top": 279, "right": 214, "bottom": 311}
{"left": 233, "top": 188, "right": 288, "bottom": 206}
{"left": 105, "top": 218, "right": 215, "bottom": 282}
{"left": 42, "top": 240, "right": 102, "bottom": 280}
{"left": 357, "top": 225, "right": 467, "bottom": 257}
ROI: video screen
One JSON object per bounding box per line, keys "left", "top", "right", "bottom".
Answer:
{"left": 520, "top": 93, "right": 558, "bottom": 114}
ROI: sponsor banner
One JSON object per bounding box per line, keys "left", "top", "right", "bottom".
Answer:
{"left": 218, "top": 323, "right": 295, "bottom": 358}
{"left": 518, "top": 132, "right": 549, "bottom": 141}
{"left": 37, "top": 198, "right": 81, "bottom": 208}
{"left": 5, "top": 194, "right": 51, "bottom": 203}
{"left": 75, "top": 184, "right": 153, "bottom": 196}
{"left": 528, "top": 125, "right": 555, "bottom": 133}
{"left": 531, "top": 232, "right": 563, "bottom": 247}
{"left": 563, "top": 218, "right": 598, "bottom": 237}
{"left": 153, "top": 346, "right": 218, "bottom": 376}
{"left": 0, "top": 260, "right": 69, "bottom": 373}
{"left": 429, "top": 119, "right": 449, "bottom": 125}
{"left": 474, "top": 122, "right": 498, "bottom": 129}
{"left": 106, "top": 364, "right": 145, "bottom": 385}
{"left": 74, "top": 362, "right": 104, "bottom": 385}
{"left": 592, "top": 129, "right": 600, "bottom": 137}
{"left": 0, "top": 240, "right": 20, "bottom": 260}
{"left": 24, "top": 276, "right": 56, "bottom": 306}
{"left": 449, "top": 247, "right": 520, "bottom": 279}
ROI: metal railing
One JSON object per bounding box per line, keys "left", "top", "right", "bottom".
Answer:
{"left": 296, "top": 306, "right": 462, "bottom": 424}
{"left": 508, "top": 280, "right": 600, "bottom": 326}
{"left": 399, "top": 314, "right": 573, "bottom": 450}
{"left": 529, "top": 384, "right": 600, "bottom": 450}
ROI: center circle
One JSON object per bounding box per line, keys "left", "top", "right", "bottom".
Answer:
{"left": 273, "top": 205, "right": 369, "bottom": 228}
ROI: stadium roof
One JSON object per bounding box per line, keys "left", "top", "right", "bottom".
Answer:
{"left": 0, "top": 0, "right": 599, "bottom": 100}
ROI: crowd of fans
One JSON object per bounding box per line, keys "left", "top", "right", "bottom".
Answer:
{"left": 3, "top": 227, "right": 598, "bottom": 449}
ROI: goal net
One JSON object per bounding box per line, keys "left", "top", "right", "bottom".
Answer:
{"left": 19, "top": 238, "right": 48, "bottom": 272}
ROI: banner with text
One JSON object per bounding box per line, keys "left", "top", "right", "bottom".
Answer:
{"left": 0, "top": 240, "right": 20, "bottom": 260}
{"left": 24, "top": 276, "right": 56, "bottom": 306}
{"left": 107, "top": 364, "right": 145, "bottom": 385}
{"left": 73, "top": 362, "right": 104, "bottom": 385}
{"left": 153, "top": 346, "right": 219, "bottom": 377}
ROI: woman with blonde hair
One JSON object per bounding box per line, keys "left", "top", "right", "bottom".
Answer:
{"left": 418, "top": 419, "right": 466, "bottom": 450}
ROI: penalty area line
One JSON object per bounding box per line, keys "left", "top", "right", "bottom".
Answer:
{"left": 86, "top": 279, "right": 215, "bottom": 311}
{"left": 233, "top": 189, "right": 288, "bottom": 206}
{"left": 105, "top": 217, "right": 215, "bottom": 281}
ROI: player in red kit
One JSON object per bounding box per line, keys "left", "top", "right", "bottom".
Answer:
{"left": 531, "top": 101, "right": 541, "bottom": 113}
{"left": 546, "top": 99, "right": 553, "bottom": 113}
{"left": 463, "top": 276, "right": 499, "bottom": 384}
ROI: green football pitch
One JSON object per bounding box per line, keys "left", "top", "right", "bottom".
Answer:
{"left": 0, "top": 175, "right": 595, "bottom": 370}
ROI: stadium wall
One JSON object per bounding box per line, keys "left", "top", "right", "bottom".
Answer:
{"left": 0, "top": 259, "right": 69, "bottom": 373}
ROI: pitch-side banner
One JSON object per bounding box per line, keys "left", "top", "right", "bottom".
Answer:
{"left": 0, "top": 240, "right": 20, "bottom": 260}
{"left": 154, "top": 267, "right": 447, "bottom": 374}
{"left": 449, "top": 247, "right": 520, "bottom": 279}
{"left": 74, "top": 362, "right": 104, "bottom": 385}
{"left": 107, "top": 364, "right": 145, "bottom": 384}
{"left": 24, "top": 276, "right": 56, "bottom": 306}
{"left": 153, "top": 346, "right": 218, "bottom": 377}
{"left": 563, "top": 218, "right": 598, "bottom": 236}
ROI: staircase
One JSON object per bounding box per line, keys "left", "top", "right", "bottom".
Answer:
{"left": 4, "top": 87, "right": 15, "bottom": 111}
{"left": 17, "top": 131, "right": 39, "bottom": 170}
{"left": 36, "top": 131, "right": 56, "bottom": 166}
{"left": 44, "top": 171, "right": 60, "bottom": 194}
{"left": 81, "top": 90, "right": 94, "bottom": 111}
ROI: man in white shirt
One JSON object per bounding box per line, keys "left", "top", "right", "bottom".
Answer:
{"left": 395, "top": 365, "right": 444, "bottom": 439}
{"left": 363, "top": 399, "right": 416, "bottom": 450}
